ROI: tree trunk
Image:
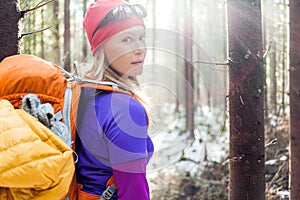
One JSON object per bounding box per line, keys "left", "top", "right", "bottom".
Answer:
{"left": 64, "top": 0, "right": 71, "bottom": 71}
{"left": 32, "top": 9, "right": 36, "bottom": 55}
{"left": 281, "top": 0, "right": 287, "bottom": 117}
{"left": 222, "top": 1, "right": 228, "bottom": 118}
{"left": 175, "top": 0, "right": 180, "bottom": 113}
{"left": 53, "top": 0, "right": 60, "bottom": 64}
{"left": 262, "top": 0, "right": 268, "bottom": 119}
{"left": 227, "top": 0, "right": 265, "bottom": 199}
{"left": 184, "top": 0, "right": 194, "bottom": 139}
{"left": 269, "top": 42, "right": 277, "bottom": 114}
{"left": 82, "top": 0, "right": 88, "bottom": 62}
{"left": 0, "top": 0, "right": 20, "bottom": 62}
{"left": 289, "top": 1, "right": 300, "bottom": 199}
{"left": 41, "top": 7, "right": 45, "bottom": 59}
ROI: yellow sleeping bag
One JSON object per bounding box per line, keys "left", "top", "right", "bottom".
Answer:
{"left": 0, "top": 100, "right": 74, "bottom": 200}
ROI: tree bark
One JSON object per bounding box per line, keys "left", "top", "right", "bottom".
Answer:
{"left": 262, "top": 0, "right": 268, "bottom": 119}
{"left": 227, "top": 0, "right": 265, "bottom": 199}
{"left": 0, "top": 0, "right": 20, "bottom": 62}
{"left": 289, "top": 1, "right": 300, "bottom": 199}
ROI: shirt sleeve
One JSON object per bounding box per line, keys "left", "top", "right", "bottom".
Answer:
{"left": 96, "top": 92, "right": 149, "bottom": 166}
{"left": 112, "top": 158, "right": 150, "bottom": 200}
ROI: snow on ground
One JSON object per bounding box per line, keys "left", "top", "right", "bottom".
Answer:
{"left": 146, "top": 103, "right": 229, "bottom": 193}
{"left": 146, "top": 103, "right": 291, "bottom": 199}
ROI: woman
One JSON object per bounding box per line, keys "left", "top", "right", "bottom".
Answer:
{"left": 75, "top": 0, "right": 154, "bottom": 199}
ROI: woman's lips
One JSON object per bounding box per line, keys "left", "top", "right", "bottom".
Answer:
{"left": 131, "top": 60, "right": 144, "bottom": 66}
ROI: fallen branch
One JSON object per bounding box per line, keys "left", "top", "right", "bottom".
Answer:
{"left": 179, "top": 156, "right": 201, "bottom": 165}
{"left": 178, "top": 150, "right": 201, "bottom": 164}
{"left": 265, "top": 138, "right": 278, "bottom": 148}
{"left": 266, "top": 160, "right": 287, "bottom": 192}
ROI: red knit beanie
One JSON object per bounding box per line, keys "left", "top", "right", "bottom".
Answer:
{"left": 83, "top": 0, "right": 145, "bottom": 54}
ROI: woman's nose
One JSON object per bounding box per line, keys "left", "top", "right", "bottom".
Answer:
{"left": 133, "top": 41, "right": 146, "bottom": 54}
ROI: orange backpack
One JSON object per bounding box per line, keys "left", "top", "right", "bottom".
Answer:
{"left": 0, "top": 54, "right": 131, "bottom": 200}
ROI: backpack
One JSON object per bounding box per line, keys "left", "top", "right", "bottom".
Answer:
{"left": 0, "top": 54, "right": 131, "bottom": 200}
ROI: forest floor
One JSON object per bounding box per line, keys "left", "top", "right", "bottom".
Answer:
{"left": 148, "top": 106, "right": 289, "bottom": 200}
{"left": 265, "top": 116, "right": 289, "bottom": 200}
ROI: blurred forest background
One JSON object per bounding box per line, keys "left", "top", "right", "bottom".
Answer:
{"left": 1, "top": 0, "right": 294, "bottom": 199}
{"left": 18, "top": 0, "right": 288, "bottom": 122}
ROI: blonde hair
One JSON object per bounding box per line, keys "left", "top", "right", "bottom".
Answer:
{"left": 80, "top": 46, "right": 150, "bottom": 108}
{"left": 80, "top": 47, "right": 106, "bottom": 81}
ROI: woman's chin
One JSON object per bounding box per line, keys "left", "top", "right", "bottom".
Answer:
{"left": 129, "top": 67, "right": 143, "bottom": 76}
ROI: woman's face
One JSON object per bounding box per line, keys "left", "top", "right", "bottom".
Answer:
{"left": 104, "top": 25, "right": 146, "bottom": 77}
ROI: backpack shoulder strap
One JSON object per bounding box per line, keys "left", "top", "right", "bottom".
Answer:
{"left": 64, "top": 80, "right": 122, "bottom": 200}
{"left": 63, "top": 79, "right": 134, "bottom": 151}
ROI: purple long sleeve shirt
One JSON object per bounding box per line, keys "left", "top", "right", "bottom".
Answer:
{"left": 75, "top": 88, "right": 154, "bottom": 200}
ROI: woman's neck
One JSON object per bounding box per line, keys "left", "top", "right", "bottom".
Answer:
{"left": 108, "top": 65, "right": 123, "bottom": 77}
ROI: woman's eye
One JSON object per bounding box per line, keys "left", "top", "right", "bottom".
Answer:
{"left": 139, "top": 35, "right": 146, "bottom": 42}
{"left": 122, "top": 37, "right": 132, "bottom": 43}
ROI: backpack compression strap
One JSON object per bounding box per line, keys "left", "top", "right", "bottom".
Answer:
{"left": 98, "top": 176, "right": 116, "bottom": 200}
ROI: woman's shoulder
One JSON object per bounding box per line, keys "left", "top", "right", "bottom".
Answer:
{"left": 97, "top": 92, "right": 144, "bottom": 110}
{"left": 96, "top": 92, "right": 148, "bottom": 125}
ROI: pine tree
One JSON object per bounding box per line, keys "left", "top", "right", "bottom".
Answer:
{"left": 289, "top": 1, "right": 300, "bottom": 199}
{"left": 227, "top": 0, "right": 265, "bottom": 199}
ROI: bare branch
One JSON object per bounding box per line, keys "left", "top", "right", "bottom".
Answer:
{"left": 179, "top": 156, "right": 201, "bottom": 165}
{"left": 263, "top": 38, "right": 274, "bottom": 59}
{"left": 21, "top": 0, "right": 56, "bottom": 16}
{"left": 265, "top": 138, "right": 278, "bottom": 148}
{"left": 18, "top": 26, "right": 52, "bottom": 40}
{"left": 193, "top": 60, "right": 229, "bottom": 66}
{"left": 61, "top": 51, "right": 70, "bottom": 67}
{"left": 263, "top": 25, "right": 281, "bottom": 58}
{"left": 178, "top": 150, "right": 201, "bottom": 164}
{"left": 266, "top": 160, "right": 287, "bottom": 191}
